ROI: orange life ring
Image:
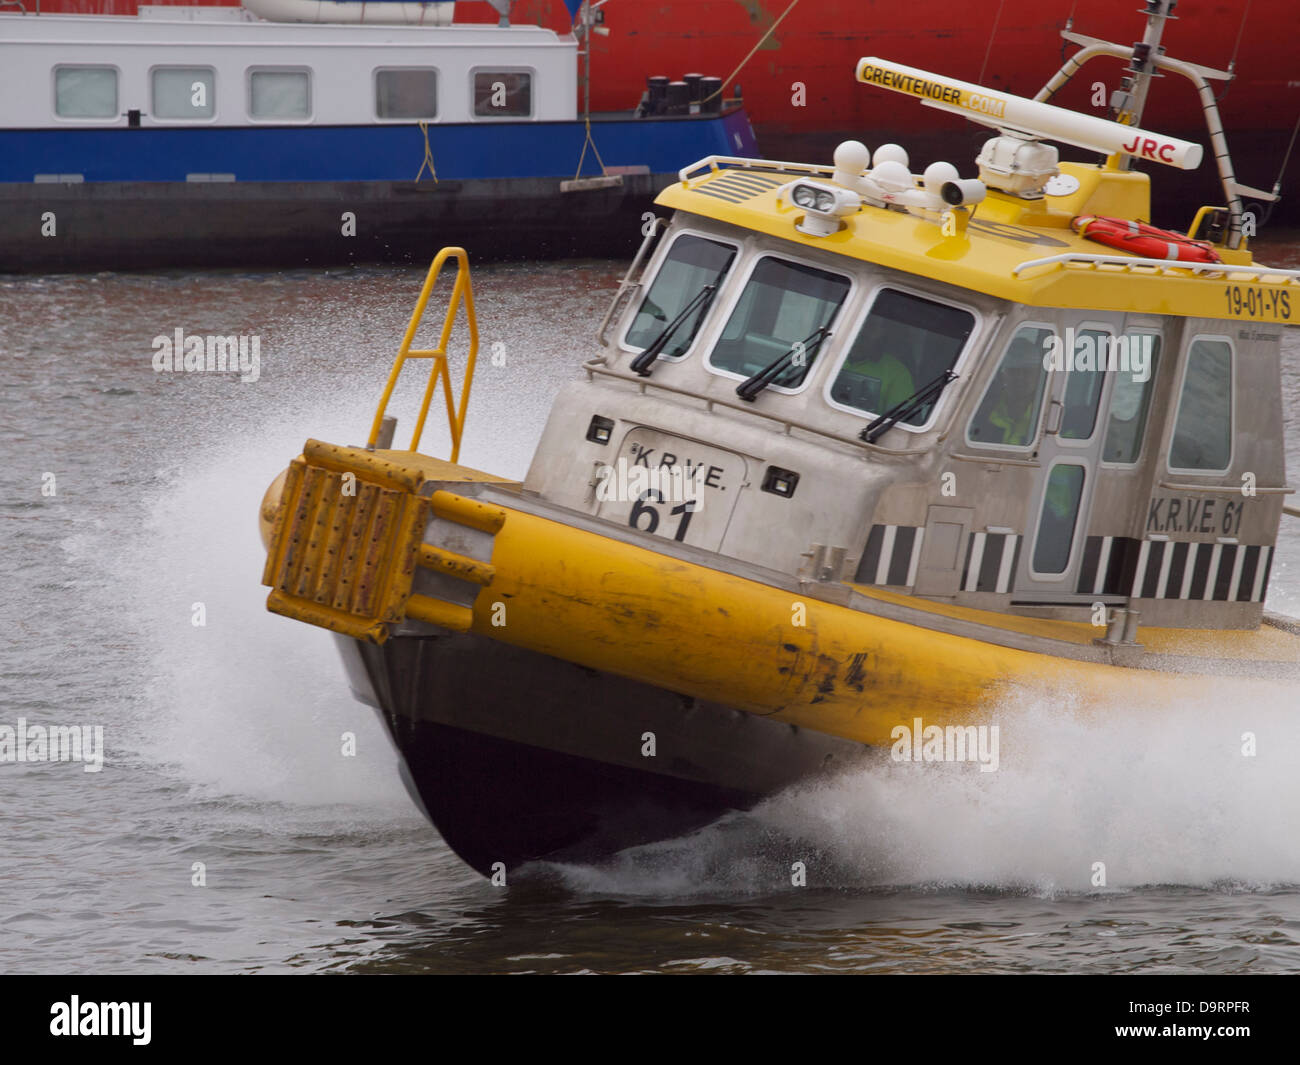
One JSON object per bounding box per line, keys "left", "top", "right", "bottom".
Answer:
{"left": 1071, "top": 214, "right": 1222, "bottom": 263}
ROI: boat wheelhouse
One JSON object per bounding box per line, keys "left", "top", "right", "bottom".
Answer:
{"left": 566, "top": 143, "right": 1287, "bottom": 631}
{"left": 0, "top": 6, "right": 755, "bottom": 270}
{"left": 255, "top": 3, "right": 1300, "bottom": 876}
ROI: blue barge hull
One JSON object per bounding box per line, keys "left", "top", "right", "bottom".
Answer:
{"left": 0, "top": 110, "right": 757, "bottom": 271}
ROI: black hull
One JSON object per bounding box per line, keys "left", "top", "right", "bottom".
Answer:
{"left": 388, "top": 719, "right": 759, "bottom": 876}
{"left": 338, "top": 631, "right": 868, "bottom": 876}
{"left": 0, "top": 173, "right": 670, "bottom": 274}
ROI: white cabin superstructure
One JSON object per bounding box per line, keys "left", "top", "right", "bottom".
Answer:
{"left": 0, "top": 11, "right": 576, "bottom": 129}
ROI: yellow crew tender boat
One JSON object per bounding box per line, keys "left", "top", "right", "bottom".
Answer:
{"left": 258, "top": 6, "right": 1300, "bottom": 876}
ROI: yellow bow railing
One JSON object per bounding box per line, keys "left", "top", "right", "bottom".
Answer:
{"left": 368, "top": 246, "right": 478, "bottom": 461}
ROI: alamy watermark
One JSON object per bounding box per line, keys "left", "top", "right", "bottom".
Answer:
{"left": 891, "top": 717, "right": 1000, "bottom": 772}
{"left": 1043, "top": 328, "right": 1153, "bottom": 382}
{"left": 152, "top": 328, "right": 260, "bottom": 383}
{"left": 50, "top": 996, "right": 150, "bottom": 1045}
{"left": 0, "top": 719, "right": 104, "bottom": 772}
{"left": 595, "top": 457, "right": 706, "bottom": 508}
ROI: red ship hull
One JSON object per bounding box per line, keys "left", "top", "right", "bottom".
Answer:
{"left": 24, "top": 0, "right": 1300, "bottom": 219}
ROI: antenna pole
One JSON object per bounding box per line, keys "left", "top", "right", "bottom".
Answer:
{"left": 584, "top": 5, "right": 591, "bottom": 121}
{"left": 1110, "top": 0, "right": 1176, "bottom": 146}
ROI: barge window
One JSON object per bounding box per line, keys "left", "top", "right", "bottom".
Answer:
{"left": 709, "top": 258, "right": 850, "bottom": 389}
{"left": 830, "top": 289, "right": 974, "bottom": 423}
{"left": 152, "top": 67, "right": 215, "bottom": 120}
{"left": 625, "top": 234, "right": 737, "bottom": 359}
{"left": 376, "top": 69, "right": 438, "bottom": 119}
{"left": 968, "top": 325, "right": 1052, "bottom": 447}
{"left": 54, "top": 67, "right": 117, "bottom": 119}
{"left": 1169, "top": 338, "right": 1233, "bottom": 471}
{"left": 1059, "top": 329, "right": 1110, "bottom": 440}
{"left": 473, "top": 72, "right": 532, "bottom": 117}
{"left": 1102, "top": 335, "right": 1161, "bottom": 464}
{"left": 1032, "top": 462, "right": 1086, "bottom": 575}
{"left": 249, "top": 70, "right": 310, "bottom": 120}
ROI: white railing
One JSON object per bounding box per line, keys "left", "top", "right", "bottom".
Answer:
{"left": 678, "top": 155, "right": 836, "bottom": 185}
{"left": 597, "top": 216, "right": 666, "bottom": 347}
{"left": 1013, "top": 253, "right": 1300, "bottom": 282}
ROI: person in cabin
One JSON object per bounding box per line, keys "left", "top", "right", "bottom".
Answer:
{"left": 840, "top": 321, "right": 916, "bottom": 411}
{"left": 971, "top": 334, "right": 1044, "bottom": 446}
{"left": 987, "top": 369, "right": 1039, "bottom": 444}
{"left": 850, "top": 348, "right": 915, "bottom": 410}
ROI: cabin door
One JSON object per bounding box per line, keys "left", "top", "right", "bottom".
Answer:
{"left": 1014, "top": 319, "right": 1120, "bottom": 600}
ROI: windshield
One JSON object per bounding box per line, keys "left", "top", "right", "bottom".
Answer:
{"left": 829, "top": 289, "right": 975, "bottom": 425}
{"left": 709, "top": 257, "right": 851, "bottom": 389}
{"left": 625, "top": 234, "right": 737, "bottom": 360}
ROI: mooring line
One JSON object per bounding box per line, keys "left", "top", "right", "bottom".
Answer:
{"left": 977, "top": 0, "right": 1008, "bottom": 86}
{"left": 415, "top": 120, "right": 438, "bottom": 183}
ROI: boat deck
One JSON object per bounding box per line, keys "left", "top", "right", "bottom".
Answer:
{"left": 854, "top": 584, "right": 1300, "bottom": 668}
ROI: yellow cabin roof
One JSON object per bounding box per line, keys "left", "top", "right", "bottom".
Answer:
{"left": 655, "top": 159, "right": 1299, "bottom": 326}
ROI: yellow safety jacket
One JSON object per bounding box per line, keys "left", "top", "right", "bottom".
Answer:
{"left": 851, "top": 352, "right": 914, "bottom": 409}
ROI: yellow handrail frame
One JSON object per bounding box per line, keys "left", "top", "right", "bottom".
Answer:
{"left": 368, "top": 246, "right": 479, "bottom": 461}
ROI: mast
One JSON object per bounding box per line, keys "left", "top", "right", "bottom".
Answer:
{"left": 1034, "top": 0, "right": 1279, "bottom": 249}
{"left": 573, "top": 1, "right": 610, "bottom": 124}
{"left": 1107, "top": 0, "right": 1177, "bottom": 134}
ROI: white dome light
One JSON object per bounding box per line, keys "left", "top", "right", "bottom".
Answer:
{"left": 869, "top": 159, "right": 912, "bottom": 193}
{"left": 923, "top": 161, "right": 960, "bottom": 196}
{"left": 872, "top": 143, "right": 909, "bottom": 168}
{"left": 833, "top": 140, "right": 871, "bottom": 174}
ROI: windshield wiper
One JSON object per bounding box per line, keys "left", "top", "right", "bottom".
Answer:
{"left": 860, "top": 369, "right": 957, "bottom": 443}
{"left": 629, "top": 283, "right": 717, "bottom": 376}
{"left": 735, "top": 326, "right": 832, "bottom": 402}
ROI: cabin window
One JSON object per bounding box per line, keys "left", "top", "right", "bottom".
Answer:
{"left": 1059, "top": 328, "right": 1111, "bottom": 441}
{"left": 249, "top": 70, "right": 311, "bottom": 120}
{"left": 967, "top": 325, "right": 1052, "bottom": 448}
{"left": 828, "top": 288, "right": 975, "bottom": 425}
{"left": 54, "top": 66, "right": 118, "bottom": 119}
{"left": 1032, "top": 462, "right": 1086, "bottom": 575}
{"left": 375, "top": 69, "right": 438, "bottom": 119}
{"left": 152, "top": 67, "right": 215, "bottom": 120}
{"left": 708, "top": 257, "right": 851, "bottom": 389}
{"left": 473, "top": 72, "right": 532, "bottom": 117}
{"left": 1169, "top": 338, "right": 1233, "bottom": 471}
{"left": 1101, "top": 334, "right": 1161, "bottom": 464}
{"left": 624, "top": 234, "right": 737, "bottom": 360}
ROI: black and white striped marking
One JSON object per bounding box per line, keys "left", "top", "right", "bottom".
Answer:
{"left": 858, "top": 524, "right": 1275, "bottom": 602}
{"left": 961, "top": 531, "right": 1021, "bottom": 594}
{"left": 857, "top": 524, "right": 926, "bottom": 588}
{"left": 1077, "top": 535, "right": 1272, "bottom": 602}
{"left": 858, "top": 524, "right": 1021, "bottom": 593}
